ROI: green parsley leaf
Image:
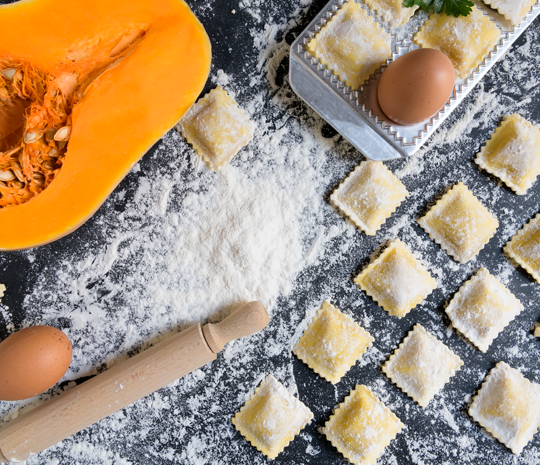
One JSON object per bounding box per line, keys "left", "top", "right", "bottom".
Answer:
{"left": 403, "top": 0, "right": 473, "bottom": 17}
{"left": 443, "top": 0, "right": 474, "bottom": 16}
{"left": 432, "top": 0, "right": 445, "bottom": 13}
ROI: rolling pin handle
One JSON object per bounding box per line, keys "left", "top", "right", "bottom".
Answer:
{"left": 202, "top": 301, "right": 269, "bottom": 353}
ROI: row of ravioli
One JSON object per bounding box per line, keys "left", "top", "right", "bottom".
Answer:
{"left": 309, "top": 0, "right": 537, "bottom": 97}
{"left": 232, "top": 303, "right": 537, "bottom": 463}
{"left": 229, "top": 113, "right": 540, "bottom": 463}
{"left": 365, "top": 0, "right": 535, "bottom": 27}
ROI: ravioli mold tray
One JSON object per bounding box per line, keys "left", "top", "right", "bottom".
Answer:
{"left": 289, "top": 0, "right": 540, "bottom": 161}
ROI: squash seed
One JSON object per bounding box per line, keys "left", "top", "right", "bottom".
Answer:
{"left": 42, "top": 160, "right": 56, "bottom": 170}
{"left": 0, "top": 68, "right": 17, "bottom": 80}
{"left": 32, "top": 172, "right": 45, "bottom": 186}
{"left": 48, "top": 147, "right": 59, "bottom": 158}
{"left": 45, "top": 129, "right": 56, "bottom": 142}
{"left": 0, "top": 170, "right": 15, "bottom": 182}
{"left": 11, "top": 165, "right": 24, "bottom": 183}
{"left": 0, "top": 181, "right": 6, "bottom": 187}
{"left": 13, "top": 181, "right": 25, "bottom": 188}
{"left": 54, "top": 126, "right": 71, "bottom": 141}
{"left": 24, "top": 131, "right": 41, "bottom": 144}
{"left": 56, "top": 140, "right": 67, "bottom": 150}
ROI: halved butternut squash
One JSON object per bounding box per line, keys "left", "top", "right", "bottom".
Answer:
{"left": 0, "top": 0, "right": 211, "bottom": 250}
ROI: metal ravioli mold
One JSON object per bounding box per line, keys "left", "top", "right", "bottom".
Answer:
{"left": 289, "top": 0, "right": 540, "bottom": 161}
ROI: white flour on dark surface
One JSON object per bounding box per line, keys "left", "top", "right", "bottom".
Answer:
{"left": 1, "top": 0, "right": 540, "bottom": 464}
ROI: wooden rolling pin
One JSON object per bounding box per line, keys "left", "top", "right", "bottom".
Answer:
{"left": 0, "top": 301, "right": 269, "bottom": 463}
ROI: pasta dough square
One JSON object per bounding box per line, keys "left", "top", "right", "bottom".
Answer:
{"left": 418, "top": 183, "right": 498, "bottom": 263}
{"left": 331, "top": 161, "right": 408, "bottom": 235}
{"left": 307, "top": 0, "right": 391, "bottom": 90}
{"left": 482, "top": 0, "right": 537, "bottom": 25}
{"left": 322, "top": 385, "right": 403, "bottom": 465}
{"left": 177, "top": 86, "right": 254, "bottom": 170}
{"left": 505, "top": 213, "right": 540, "bottom": 283}
{"left": 293, "top": 301, "right": 374, "bottom": 384}
{"left": 476, "top": 114, "right": 540, "bottom": 195}
{"left": 232, "top": 374, "right": 313, "bottom": 459}
{"left": 354, "top": 239, "right": 437, "bottom": 317}
{"left": 534, "top": 322, "right": 540, "bottom": 338}
{"left": 365, "top": 0, "right": 418, "bottom": 26}
{"left": 383, "top": 324, "right": 463, "bottom": 407}
{"left": 469, "top": 361, "right": 540, "bottom": 454}
{"left": 414, "top": 5, "right": 501, "bottom": 79}
{"left": 446, "top": 268, "right": 523, "bottom": 352}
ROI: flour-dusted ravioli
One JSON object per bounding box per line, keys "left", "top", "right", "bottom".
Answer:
{"left": 365, "top": 0, "right": 418, "bottom": 26}
{"left": 307, "top": 0, "right": 391, "bottom": 90}
{"left": 232, "top": 374, "right": 313, "bottom": 459}
{"left": 293, "top": 301, "right": 374, "bottom": 384}
{"left": 383, "top": 324, "right": 463, "bottom": 407}
{"left": 414, "top": 5, "right": 501, "bottom": 79}
{"left": 418, "top": 183, "right": 498, "bottom": 263}
{"left": 446, "top": 268, "right": 523, "bottom": 352}
{"left": 469, "top": 362, "right": 540, "bottom": 455}
{"left": 331, "top": 161, "right": 408, "bottom": 235}
{"left": 482, "top": 0, "right": 537, "bottom": 25}
{"left": 354, "top": 239, "right": 437, "bottom": 317}
{"left": 177, "top": 86, "right": 254, "bottom": 170}
{"left": 476, "top": 114, "right": 540, "bottom": 195}
{"left": 534, "top": 322, "right": 540, "bottom": 338}
{"left": 505, "top": 213, "right": 540, "bottom": 283}
{"left": 323, "top": 385, "right": 404, "bottom": 465}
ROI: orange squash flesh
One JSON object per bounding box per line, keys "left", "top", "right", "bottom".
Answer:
{"left": 0, "top": 0, "right": 211, "bottom": 250}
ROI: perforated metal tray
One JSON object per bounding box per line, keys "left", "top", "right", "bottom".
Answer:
{"left": 290, "top": 0, "right": 540, "bottom": 160}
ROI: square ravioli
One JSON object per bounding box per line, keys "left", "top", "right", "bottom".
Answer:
{"left": 177, "top": 86, "right": 254, "bottom": 170}
{"left": 469, "top": 362, "right": 540, "bottom": 454}
{"left": 476, "top": 114, "right": 540, "bottom": 195}
{"left": 505, "top": 213, "right": 540, "bottom": 283}
{"left": 383, "top": 324, "right": 463, "bottom": 407}
{"left": 331, "top": 161, "right": 408, "bottom": 235}
{"left": 418, "top": 183, "right": 498, "bottom": 263}
{"left": 446, "top": 269, "right": 523, "bottom": 352}
{"left": 232, "top": 374, "right": 313, "bottom": 459}
{"left": 323, "top": 385, "right": 403, "bottom": 465}
{"left": 293, "top": 301, "right": 374, "bottom": 384}
{"left": 414, "top": 5, "right": 501, "bottom": 79}
{"left": 482, "top": 0, "right": 537, "bottom": 25}
{"left": 354, "top": 239, "right": 437, "bottom": 317}
{"left": 307, "top": 0, "right": 391, "bottom": 90}
{"left": 534, "top": 322, "right": 540, "bottom": 338}
{"left": 365, "top": 0, "right": 418, "bottom": 26}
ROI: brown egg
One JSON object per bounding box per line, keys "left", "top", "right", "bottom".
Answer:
{"left": 378, "top": 48, "right": 455, "bottom": 125}
{"left": 0, "top": 326, "right": 72, "bottom": 401}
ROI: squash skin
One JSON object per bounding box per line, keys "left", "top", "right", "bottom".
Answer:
{"left": 0, "top": 0, "right": 211, "bottom": 250}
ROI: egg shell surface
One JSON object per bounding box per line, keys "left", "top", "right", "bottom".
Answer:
{"left": 0, "top": 326, "right": 72, "bottom": 401}
{"left": 377, "top": 48, "right": 455, "bottom": 125}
